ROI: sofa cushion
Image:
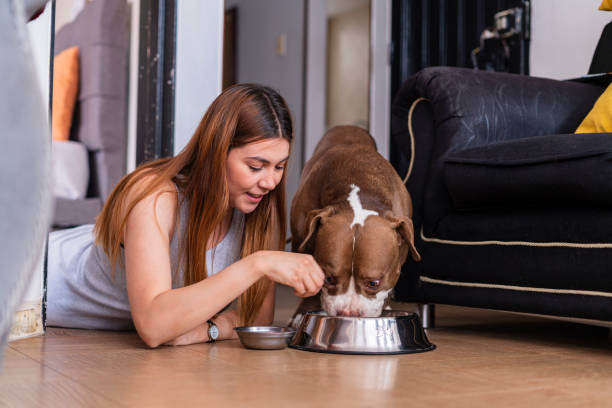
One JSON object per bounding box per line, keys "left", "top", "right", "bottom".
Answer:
{"left": 444, "top": 133, "right": 612, "bottom": 210}
{"left": 53, "top": 197, "right": 102, "bottom": 228}
{"left": 51, "top": 140, "right": 89, "bottom": 200}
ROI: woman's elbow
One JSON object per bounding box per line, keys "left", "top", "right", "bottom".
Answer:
{"left": 134, "top": 318, "right": 164, "bottom": 348}
{"left": 140, "top": 332, "right": 163, "bottom": 348}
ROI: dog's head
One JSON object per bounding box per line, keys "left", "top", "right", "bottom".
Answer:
{"left": 298, "top": 200, "right": 420, "bottom": 317}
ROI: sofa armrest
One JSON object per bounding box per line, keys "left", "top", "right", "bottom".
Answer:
{"left": 394, "top": 67, "right": 604, "bottom": 148}
{"left": 392, "top": 67, "right": 606, "bottom": 227}
{"left": 391, "top": 97, "right": 436, "bottom": 235}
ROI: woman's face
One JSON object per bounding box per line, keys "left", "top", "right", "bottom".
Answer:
{"left": 226, "top": 138, "right": 290, "bottom": 213}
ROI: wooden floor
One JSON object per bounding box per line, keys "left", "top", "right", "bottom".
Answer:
{"left": 2, "top": 286, "right": 612, "bottom": 407}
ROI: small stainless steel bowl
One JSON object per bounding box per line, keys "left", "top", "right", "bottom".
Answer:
{"left": 234, "top": 326, "right": 296, "bottom": 350}
{"left": 289, "top": 310, "right": 435, "bottom": 355}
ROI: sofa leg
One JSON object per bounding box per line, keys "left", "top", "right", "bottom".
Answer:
{"left": 417, "top": 304, "right": 435, "bottom": 329}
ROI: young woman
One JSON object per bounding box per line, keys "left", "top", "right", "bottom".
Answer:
{"left": 47, "top": 84, "right": 324, "bottom": 348}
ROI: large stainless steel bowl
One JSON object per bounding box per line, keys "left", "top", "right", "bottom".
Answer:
{"left": 234, "top": 326, "right": 296, "bottom": 350}
{"left": 289, "top": 311, "right": 435, "bottom": 355}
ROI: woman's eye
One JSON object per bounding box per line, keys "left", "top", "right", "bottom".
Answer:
{"left": 249, "top": 166, "right": 262, "bottom": 172}
{"left": 325, "top": 276, "right": 337, "bottom": 286}
{"left": 275, "top": 166, "right": 285, "bottom": 171}
{"left": 366, "top": 280, "right": 381, "bottom": 289}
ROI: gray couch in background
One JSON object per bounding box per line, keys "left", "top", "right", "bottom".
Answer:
{"left": 53, "top": 0, "right": 129, "bottom": 228}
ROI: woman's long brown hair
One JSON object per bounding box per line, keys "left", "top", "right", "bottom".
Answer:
{"left": 94, "top": 84, "right": 293, "bottom": 325}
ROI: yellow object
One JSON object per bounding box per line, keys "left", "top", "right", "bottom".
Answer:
{"left": 599, "top": 0, "right": 612, "bottom": 11}
{"left": 575, "top": 83, "right": 612, "bottom": 133}
{"left": 52, "top": 46, "right": 79, "bottom": 141}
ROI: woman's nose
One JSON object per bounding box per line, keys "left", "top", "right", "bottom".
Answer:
{"left": 259, "top": 170, "right": 277, "bottom": 190}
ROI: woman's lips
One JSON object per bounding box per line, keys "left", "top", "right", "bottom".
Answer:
{"left": 246, "top": 192, "right": 263, "bottom": 203}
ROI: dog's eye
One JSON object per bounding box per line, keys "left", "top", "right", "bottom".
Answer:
{"left": 325, "top": 276, "right": 337, "bottom": 286}
{"left": 366, "top": 279, "right": 381, "bottom": 289}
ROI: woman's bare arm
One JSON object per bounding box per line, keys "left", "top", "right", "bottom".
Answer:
{"left": 123, "top": 183, "right": 260, "bottom": 347}
{"left": 163, "top": 282, "right": 275, "bottom": 346}
{"left": 161, "top": 309, "right": 239, "bottom": 346}
{"left": 253, "top": 282, "right": 276, "bottom": 325}
{"left": 123, "top": 182, "right": 323, "bottom": 348}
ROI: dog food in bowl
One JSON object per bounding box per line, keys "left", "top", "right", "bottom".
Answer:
{"left": 234, "top": 326, "right": 296, "bottom": 350}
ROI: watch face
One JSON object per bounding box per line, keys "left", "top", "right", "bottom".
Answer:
{"left": 209, "top": 324, "right": 219, "bottom": 340}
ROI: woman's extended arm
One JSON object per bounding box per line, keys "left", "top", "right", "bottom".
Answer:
{"left": 161, "top": 309, "right": 239, "bottom": 346}
{"left": 123, "top": 185, "right": 322, "bottom": 348}
{"left": 162, "top": 282, "right": 275, "bottom": 346}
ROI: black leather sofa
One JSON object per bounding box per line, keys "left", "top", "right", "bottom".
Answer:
{"left": 391, "top": 66, "right": 612, "bottom": 325}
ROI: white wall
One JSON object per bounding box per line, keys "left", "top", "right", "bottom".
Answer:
{"left": 530, "top": 0, "right": 611, "bottom": 80}
{"left": 54, "top": 0, "right": 85, "bottom": 32}
{"left": 174, "top": 1, "right": 224, "bottom": 156}
{"left": 225, "top": 0, "right": 305, "bottom": 218}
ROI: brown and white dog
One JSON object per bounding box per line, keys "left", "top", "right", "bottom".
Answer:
{"left": 290, "top": 125, "right": 421, "bottom": 322}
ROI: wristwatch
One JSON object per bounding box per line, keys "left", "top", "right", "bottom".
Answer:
{"left": 206, "top": 319, "right": 219, "bottom": 343}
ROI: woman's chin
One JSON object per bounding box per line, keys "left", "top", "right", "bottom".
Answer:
{"left": 229, "top": 193, "right": 264, "bottom": 214}
{"left": 240, "top": 206, "right": 256, "bottom": 214}
{"left": 236, "top": 200, "right": 259, "bottom": 214}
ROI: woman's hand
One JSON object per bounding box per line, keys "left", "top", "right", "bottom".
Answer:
{"left": 249, "top": 251, "right": 324, "bottom": 297}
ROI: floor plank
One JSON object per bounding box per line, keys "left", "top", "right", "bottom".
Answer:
{"left": 0, "top": 348, "right": 123, "bottom": 407}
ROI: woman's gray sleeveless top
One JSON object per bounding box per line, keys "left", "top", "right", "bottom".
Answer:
{"left": 46, "top": 190, "right": 244, "bottom": 330}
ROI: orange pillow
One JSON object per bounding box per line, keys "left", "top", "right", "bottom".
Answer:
{"left": 52, "top": 46, "right": 79, "bottom": 141}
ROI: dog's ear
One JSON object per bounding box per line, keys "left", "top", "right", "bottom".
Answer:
{"left": 385, "top": 212, "right": 421, "bottom": 262}
{"left": 297, "top": 206, "right": 335, "bottom": 253}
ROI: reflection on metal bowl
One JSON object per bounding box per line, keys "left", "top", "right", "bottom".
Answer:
{"left": 289, "top": 310, "right": 435, "bottom": 355}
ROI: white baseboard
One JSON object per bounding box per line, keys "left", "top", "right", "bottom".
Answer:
{"left": 9, "top": 301, "right": 44, "bottom": 342}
